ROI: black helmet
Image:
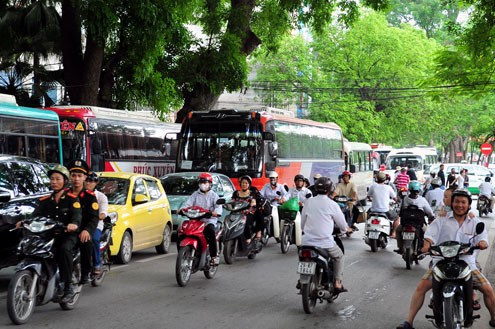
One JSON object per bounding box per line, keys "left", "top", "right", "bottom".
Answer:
{"left": 451, "top": 189, "right": 472, "bottom": 206}
{"left": 239, "top": 175, "right": 252, "bottom": 186}
{"left": 294, "top": 174, "right": 305, "bottom": 183}
{"left": 86, "top": 172, "right": 99, "bottom": 182}
{"left": 315, "top": 177, "right": 334, "bottom": 195}
{"left": 485, "top": 176, "right": 491, "bottom": 183}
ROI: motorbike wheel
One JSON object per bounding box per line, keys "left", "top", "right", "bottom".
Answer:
{"left": 223, "top": 240, "right": 236, "bottom": 265}
{"left": 404, "top": 247, "right": 412, "bottom": 270}
{"left": 280, "top": 226, "right": 290, "bottom": 254}
{"left": 60, "top": 260, "right": 82, "bottom": 310}
{"left": 7, "top": 270, "right": 36, "bottom": 324}
{"left": 443, "top": 296, "right": 462, "bottom": 329}
{"left": 261, "top": 226, "right": 270, "bottom": 246}
{"left": 203, "top": 259, "right": 218, "bottom": 279}
{"left": 369, "top": 239, "right": 378, "bottom": 252}
{"left": 92, "top": 249, "right": 110, "bottom": 287}
{"left": 176, "top": 246, "right": 194, "bottom": 287}
{"left": 301, "top": 276, "right": 318, "bottom": 314}
{"left": 155, "top": 224, "right": 172, "bottom": 254}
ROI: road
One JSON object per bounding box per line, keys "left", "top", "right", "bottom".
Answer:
{"left": 0, "top": 213, "right": 493, "bottom": 329}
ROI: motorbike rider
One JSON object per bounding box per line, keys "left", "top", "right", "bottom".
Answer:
{"left": 424, "top": 177, "right": 444, "bottom": 216}
{"left": 367, "top": 171, "right": 398, "bottom": 230}
{"left": 479, "top": 176, "right": 495, "bottom": 212}
{"left": 66, "top": 160, "right": 99, "bottom": 284}
{"left": 232, "top": 175, "right": 264, "bottom": 244}
{"left": 394, "top": 167, "right": 411, "bottom": 190}
{"left": 308, "top": 173, "right": 322, "bottom": 196}
{"left": 397, "top": 189, "right": 495, "bottom": 329}
{"left": 289, "top": 174, "right": 312, "bottom": 208}
{"left": 32, "top": 165, "right": 82, "bottom": 303}
{"left": 260, "top": 171, "right": 289, "bottom": 240}
{"left": 301, "top": 177, "right": 353, "bottom": 293}
{"left": 180, "top": 172, "right": 222, "bottom": 266}
{"left": 333, "top": 171, "right": 359, "bottom": 231}
{"left": 83, "top": 172, "right": 108, "bottom": 274}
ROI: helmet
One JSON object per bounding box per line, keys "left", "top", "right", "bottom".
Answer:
{"left": 408, "top": 181, "right": 421, "bottom": 192}
{"left": 268, "top": 171, "right": 278, "bottom": 179}
{"left": 431, "top": 177, "right": 441, "bottom": 187}
{"left": 315, "top": 177, "right": 334, "bottom": 195}
{"left": 451, "top": 189, "right": 472, "bottom": 205}
{"left": 485, "top": 176, "right": 491, "bottom": 183}
{"left": 198, "top": 172, "right": 213, "bottom": 183}
{"left": 294, "top": 174, "right": 304, "bottom": 183}
{"left": 376, "top": 171, "right": 386, "bottom": 182}
{"left": 239, "top": 175, "right": 252, "bottom": 186}
{"left": 66, "top": 159, "right": 89, "bottom": 174}
{"left": 47, "top": 164, "right": 70, "bottom": 181}
{"left": 313, "top": 173, "right": 322, "bottom": 180}
{"left": 342, "top": 171, "right": 351, "bottom": 178}
{"left": 86, "top": 172, "right": 99, "bottom": 182}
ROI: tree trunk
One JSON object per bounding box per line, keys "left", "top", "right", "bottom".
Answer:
{"left": 81, "top": 36, "right": 104, "bottom": 105}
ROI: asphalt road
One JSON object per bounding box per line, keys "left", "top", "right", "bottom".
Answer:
{"left": 0, "top": 210, "right": 493, "bottom": 329}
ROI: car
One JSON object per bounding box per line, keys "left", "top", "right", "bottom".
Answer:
{"left": 96, "top": 172, "right": 173, "bottom": 264}
{"left": 428, "top": 163, "right": 494, "bottom": 195}
{"left": 159, "top": 172, "right": 235, "bottom": 237}
{"left": 0, "top": 155, "right": 52, "bottom": 270}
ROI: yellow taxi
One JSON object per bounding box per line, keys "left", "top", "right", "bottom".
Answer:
{"left": 97, "top": 172, "right": 173, "bottom": 264}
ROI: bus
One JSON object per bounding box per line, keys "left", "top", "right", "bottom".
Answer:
{"left": 384, "top": 147, "right": 439, "bottom": 183}
{"left": 0, "top": 94, "right": 62, "bottom": 163}
{"left": 174, "top": 109, "right": 345, "bottom": 190}
{"left": 344, "top": 141, "right": 377, "bottom": 204}
{"left": 370, "top": 143, "right": 393, "bottom": 165}
{"left": 42, "top": 106, "right": 181, "bottom": 177}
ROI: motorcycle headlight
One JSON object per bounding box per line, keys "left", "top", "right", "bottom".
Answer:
{"left": 26, "top": 221, "right": 55, "bottom": 233}
{"left": 439, "top": 245, "right": 460, "bottom": 258}
{"left": 107, "top": 211, "right": 118, "bottom": 225}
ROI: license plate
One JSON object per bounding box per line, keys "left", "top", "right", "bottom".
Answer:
{"left": 368, "top": 231, "right": 380, "bottom": 239}
{"left": 297, "top": 262, "right": 316, "bottom": 275}
{"left": 402, "top": 232, "right": 415, "bottom": 240}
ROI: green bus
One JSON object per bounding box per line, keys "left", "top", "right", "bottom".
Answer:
{"left": 0, "top": 94, "right": 62, "bottom": 163}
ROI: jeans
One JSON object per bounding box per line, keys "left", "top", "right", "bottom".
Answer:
{"left": 92, "top": 228, "right": 102, "bottom": 269}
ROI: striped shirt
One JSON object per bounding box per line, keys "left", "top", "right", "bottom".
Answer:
{"left": 395, "top": 173, "right": 410, "bottom": 189}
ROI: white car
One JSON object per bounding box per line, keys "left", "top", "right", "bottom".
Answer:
{"left": 427, "top": 163, "right": 494, "bottom": 195}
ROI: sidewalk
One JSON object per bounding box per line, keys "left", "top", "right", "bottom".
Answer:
{"left": 482, "top": 215, "right": 495, "bottom": 282}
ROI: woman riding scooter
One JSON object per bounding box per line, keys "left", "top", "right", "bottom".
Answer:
{"left": 232, "top": 175, "right": 264, "bottom": 244}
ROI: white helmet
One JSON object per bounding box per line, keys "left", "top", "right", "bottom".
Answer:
{"left": 268, "top": 171, "right": 278, "bottom": 179}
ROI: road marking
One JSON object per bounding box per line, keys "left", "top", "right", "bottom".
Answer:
{"left": 136, "top": 253, "right": 176, "bottom": 263}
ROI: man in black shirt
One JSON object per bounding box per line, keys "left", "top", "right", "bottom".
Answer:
{"left": 437, "top": 164, "right": 445, "bottom": 187}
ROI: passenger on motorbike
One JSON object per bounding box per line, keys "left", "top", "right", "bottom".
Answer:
{"left": 332, "top": 171, "right": 359, "bottom": 231}
{"left": 308, "top": 173, "right": 322, "bottom": 196}
{"left": 232, "top": 175, "right": 264, "bottom": 244}
{"left": 397, "top": 189, "right": 495, "bottom": 329}
{"left": 367, "top": 171, "right": 398, "bottom": 228}
{"left": 394, "top": 181, "right": 434, "bottom": 254}
{"left": 180, "top": 172, "right": 222, "bottom": 266}
{"left": 289, "top": 174, "right": 312, "bottom": 208}
{"left": 424, "top": 178, "right": 444, "bottom": 217}
{"left": 301, "top": 177, "right": 353, "bottom": 293}
{"left": 32, "top": 165, "right": 82, "bottom": 303}
{"left": 479, "top": 176, "right": 495, "bottom": 212}
{"left": 84, "top": 172, "right": 108, "bottom": 274}
{"left": 260, "top": 171, "right": 289, "bottom": 240}
{"left": 394, "top": 167, "right": 411, "bottom": 190}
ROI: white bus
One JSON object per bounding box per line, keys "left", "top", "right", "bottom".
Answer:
{"left": 344, "top": 141, "right": 378, "bottom": 204}
{"left": 384, "top": 147, "right": 439, "bottom": 183}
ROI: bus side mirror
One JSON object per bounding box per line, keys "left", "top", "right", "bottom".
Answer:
{"left": 266, "top": 161, "right": 276, "bottom": 172}
{"left": 262, "top": 132, "right": 274, "bottom": 141}
{"left": 268, "top": 141, "right": 278, "bottom": 158}
{"left": 349, "top": 164, "right": 356, "bottom": 173}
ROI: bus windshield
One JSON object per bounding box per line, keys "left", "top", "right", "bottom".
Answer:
{"left": 177, "top": 121, "right": 263, "bottom": 177}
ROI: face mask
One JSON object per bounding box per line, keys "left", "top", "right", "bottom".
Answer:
{"left": 199, "top": 183, "right": 210, "bottom": 192}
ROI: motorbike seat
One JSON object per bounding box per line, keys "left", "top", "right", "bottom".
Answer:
{"left": 368, "top": 212, "right": 388, "bottom": 219}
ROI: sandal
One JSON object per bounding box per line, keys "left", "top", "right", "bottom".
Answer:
{"left": 333, "top": 286, "right": 348, "bottom": 294}
{"left": 396, "top": 321, "right": 414, "bottom": 329}
{"left": 209, "top": 257, "right": 218, "bottom": 267}
{"left": 490, "top": 319, "right": 495, "bottom": 327}
{"left": 473, "top": 299, "right": 481, "bottom": 310}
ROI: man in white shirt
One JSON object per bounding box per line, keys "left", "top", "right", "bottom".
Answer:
{"left": 301, "top": 177, "right": 352, "bottom": 293}
{"left": 479, "top": 176, "right": 495, "bottom": 212}
{"left": 289, "top": 174, "right": 312, "bottom": 207}
{"left": 367, "top": 171, "right": 397, "bottom": 221}
{"left": 260, "top": 171, "right": 289, "bottom": 240}
{"left": 424, "top": 178, "right": 444, "bottom": 217}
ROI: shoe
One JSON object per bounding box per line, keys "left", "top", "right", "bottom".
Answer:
{"left": 61, "top": 289, "right": 75, "bottom": 303}
{"left": 333, "top": 286, "right": 348, "bottom": 294}
{"left": 209, "top": 257, "right": 218, "bottom": 267}
{"left": 473, "top": 299, "right": 481, "bottom": 310}
{"left": 351, "top": 225, "right": 359, "bottom": 232}
{"left": 296, "top": 280, "right": 301, "bottom": 290}
{"left": 396, "top": 321, "right": 414, "bottom": 329}
{"left": 490, "top": 319, "right": 495, "bottom": 327}
{"left": 394, "top": 249, "right": 403, "bottom": 254}
{"left": 79, "top": 273, "right": 90, "bottom": 285}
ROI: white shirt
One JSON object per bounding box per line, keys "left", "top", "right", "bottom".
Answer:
{"left": 301, "top": 195, "right": 348, "bottom": 248}
{"left": 457, "top": 175, "right": 464, "bottom": 189}
{"left": 95, "top": 190, "right": 108, "bottom": 231}
{"left": 403, "top": 195, "right": 434, "bottom": 217}
{"left": 183, "top": 189, "right": 222, "bottom": 225}
{"left": 367, "top": 183, "right": 396, "bottom": 212}
{"left": 260, "top": 183, "right": 289, "bottom": 206}
{"left": 425, "top": 214, "right": 488, "bottom": 270}
{"left": 425, "top": 188, "right": 445, "bottom": 216}
{"left": 479, "top": 182, "right": 495, "bottom": 198}
{"left": 289, "top": 187, "right": 312, "bottom": 204}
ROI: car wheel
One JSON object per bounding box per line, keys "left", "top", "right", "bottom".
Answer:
{"left": 155, "top": 224, "right": 172, "bottom": 254}
{"left": 116, "top": 231, "right": 132, "bottom": 264}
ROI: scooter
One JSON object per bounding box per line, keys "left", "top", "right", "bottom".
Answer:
{"left": 222, "top": 200, "right": 262, "bottom": 264}
{"left": 477, "top": 195, "right": 491, "bottom": 217}
{"left": 6, "top": 217, "right": 82, "bottom": 325}
{"left": 398, "top": 206, "right": 426, "bottom": 270}
{"left": 364, "top": 210, "right": 391, "bottom": 252}
{"left": 175, "top": 205, "right": 223, "bottom": 287}
{"left": 334, "top": 195, "right": 353, "bottom": 236}
{"left": 280, "top": 194, "right": 311, "bottom": 254}
{"left": 425, "top": 222, "right": 484, "bottom": 329}
{"left": 296, "top": 228, "right": 345, "bottom": 314}
{"left": 90, "top": 215, "right": 117, "bottom": 286}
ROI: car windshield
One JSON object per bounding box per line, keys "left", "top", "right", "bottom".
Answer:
{"left": 161, "top": 175, "right": 202, "bottom": 195}
{"left": 97, "top": 177, "right": 130, "bottom": 205}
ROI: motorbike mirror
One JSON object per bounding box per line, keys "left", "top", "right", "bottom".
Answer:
{"left": 284, "top": 184, "right": 289, "bottom": 192}
{"left": 475, "top": 222, "right": 485, "bottom": 235}
{"left": 216, "top": 198, "right": 226, "bottom": 205}
{"left": 305, "top": 193, "right": 312, "bottom": 198}
{"left": 276, "top": 191, "right": 281, "bottom": 196}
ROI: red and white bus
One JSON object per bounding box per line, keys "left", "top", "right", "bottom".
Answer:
{"left": 43, "top": 106, "right": 181, "bottom": 177}
{"left": 174, "top": 109, "right": 345, "bottom": 190}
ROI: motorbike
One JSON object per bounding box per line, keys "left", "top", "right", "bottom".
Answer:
{"left": 222, "top": 199, "right": 262, "bottom": 264}
{"left": 90, "top": 215, "right": 117, "bottom": 287}
{"left": 398, "top": 187, "right": 408, "bottom": 208}
{"left": 6, "top": 217, "right": 82, "bottom": 325}
{"left": 175, "top": 205, "right": 223, "bottom": 287}
{"left": 398, "top": 206, "right": 426, "bottom": 270}
{"left": 334, "top": 195, "right": 353, "bottom": 236}
{"left": 364, "top": 208, "right": 392, "bottom": 252}
{"left": 280, "top": 194, "right": 310, "bottom": 254}
{"left": 296, "top": 228, "right": 345, "bottom": 314}
{"left": 424, "top": 222, "right": 484, "bottom": 329}
{"left": 477, "top": 195, "right": 491, "bottom": 217}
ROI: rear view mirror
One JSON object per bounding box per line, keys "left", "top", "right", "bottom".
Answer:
{"left": 216, "top": 198, "right": 226, "bottom": 205}
{"left": 133, "top": 194, "right": 149, "bottom": 205}
{"left": 475, "top": 222, "right": 485, "bottom": 235}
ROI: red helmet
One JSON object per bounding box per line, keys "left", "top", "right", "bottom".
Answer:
{"left": 342, "top": 171, "right": 352, "bottom": 178}
{"left": 198, "top": 172, "right": 213, "bottom": 183}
